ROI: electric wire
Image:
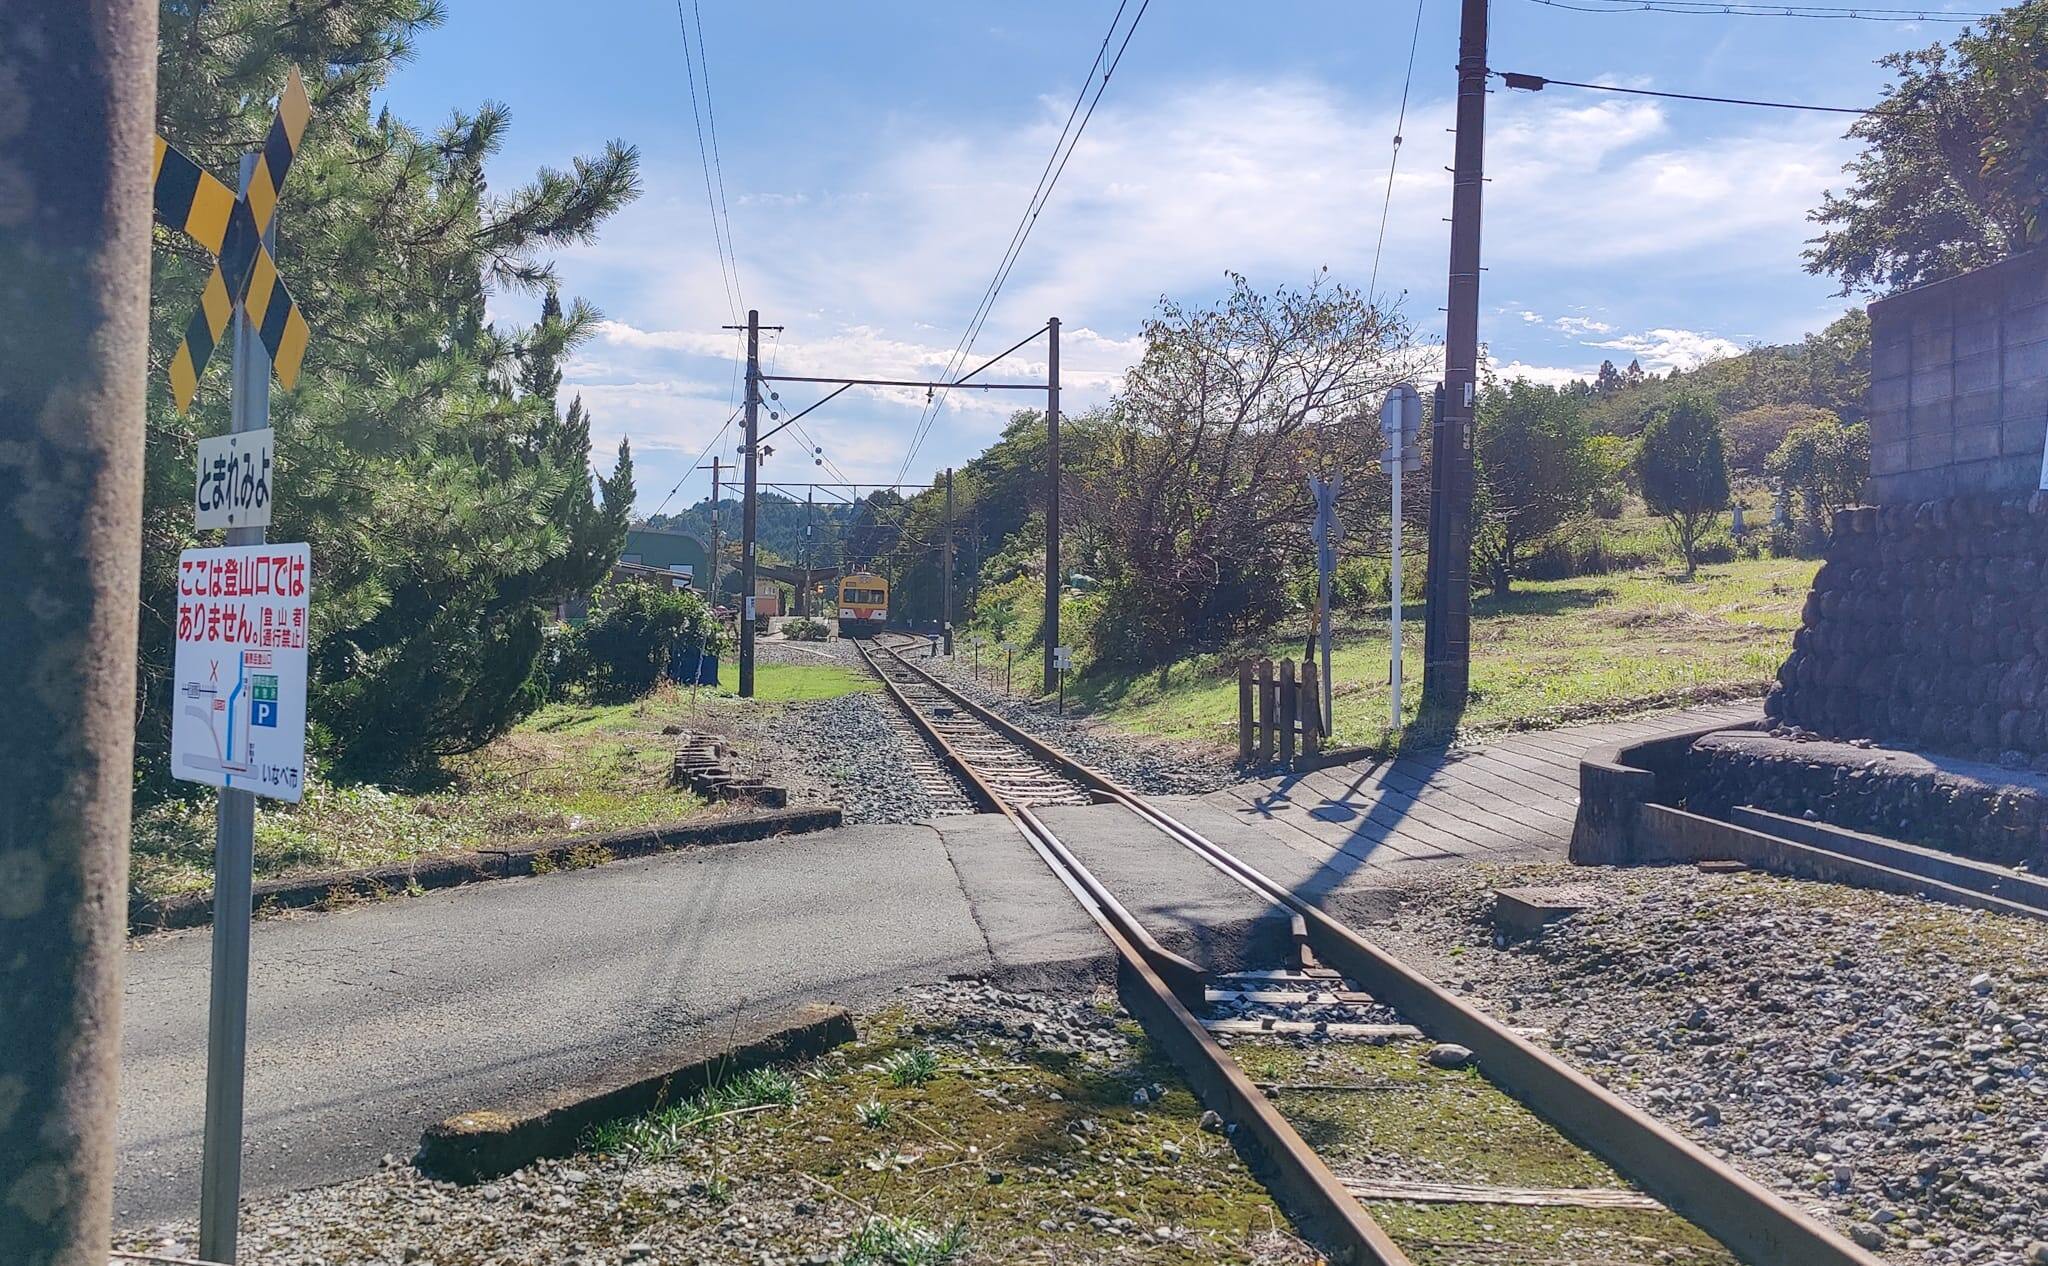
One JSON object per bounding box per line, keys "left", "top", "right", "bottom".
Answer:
{"left": 1369, "top": 0, "right": 1429, "bottom": 305}
{"left": 675, "top": 1, "right": 742, "bottom": 322}
{"left": 1500, "top": 70, "right": 1875, "bottom": 112}
{"left": 648, "top": 404, "right": 743, "bottom": 519}
{"left": 1523, "top": 0, "right": 1992, "bottom": 18}
{"left": 892, "top": 0, "right": 1148, "bottom": 486}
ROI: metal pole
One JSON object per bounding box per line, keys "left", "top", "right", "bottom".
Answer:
{"left": 709, "top": 456, "right": 722, "bottom": 605}
{"left": 1317, "top": 485, "right": 1336, "bottom": 739}
{"left": 740, "top": 310, "right": 760, "bottom": 697}
{"left": 1423, "top": 0, "right": 1488, "bottom": 714}
{"left": 801, "top": 485, "right": 814, "bottom": 617}
{"left": 0, "top": 4, "right": 155, "bottom": 1257}
{"left": 1043, "top": 317, "right": 1060, "bottom": 694}
{"left": 1390, "top": 457, "right": 1404, "bottom": 730}
{"left": 199, "top": 152, "right": 271, "bottom": 1264}
{"left": 942, "top": 467, "right": 955, "bottom": 655}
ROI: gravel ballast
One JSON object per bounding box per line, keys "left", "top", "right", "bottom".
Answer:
{"left": 1360, "top": 861, "right": 2048, "bottom": 1266}
{"left": 907, "top": 645, "right": 1242, "bottom": 798}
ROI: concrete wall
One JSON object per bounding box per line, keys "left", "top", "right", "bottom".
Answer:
{"left": 1867, "top": 248, "right": 2048, "bottom": 503}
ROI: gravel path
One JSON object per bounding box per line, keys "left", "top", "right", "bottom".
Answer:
{"left": 1359, "top": 861, "right": 2048, "bottom": 1266}
{"left": 900, "top": 643, "right": 1242, "bottom": 798}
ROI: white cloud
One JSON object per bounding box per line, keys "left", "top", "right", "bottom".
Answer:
{"left": 543, "top": 72, "right": 1854, "bottom": 498}
{"left": 1590, "top": 328, "right": 1745, "bottom": 372}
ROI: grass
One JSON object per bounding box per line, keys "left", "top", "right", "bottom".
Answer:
{"left": 843, "top": 1215, "right": 970, "bottom": 1265}
{"left": 583, "top": 1066, "right": 798, "bottom": 1163}
{"left": 715, "top": 660, "right": 878, "bottom": 702}
{"left": 1061, "top": 555, "right": 1817, "bottom": 752}
{"left": 130, "top": 685, "right": 712, "bottom": 903}
{"left": 872, "top": 1048, "right": 941, "bottom": 1088}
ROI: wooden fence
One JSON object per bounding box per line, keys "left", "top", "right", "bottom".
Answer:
{"left": 1237, "top": 658, "right": 1324, "bottom": 766}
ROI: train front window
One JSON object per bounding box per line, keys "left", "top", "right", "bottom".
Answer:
{"left": 843, "top": 587, "right": 885, "bottom": 605}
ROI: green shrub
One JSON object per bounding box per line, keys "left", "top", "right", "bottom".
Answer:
{"left": 572, "top": 581, "right": 721, "bottom": 701}
{"left": 782, "top": 616, "right": 831, "bottom": 642}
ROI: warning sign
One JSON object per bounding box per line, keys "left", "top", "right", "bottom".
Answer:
{"left": 170, "top": 542, "right": 312, "bottom": 802}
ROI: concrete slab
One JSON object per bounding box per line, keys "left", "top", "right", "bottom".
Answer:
{"left": 930, "top": 812, "right": 1108, "bottom": 990}
{"left": 117, "top": 823, "right": 992, "bottom": 1228}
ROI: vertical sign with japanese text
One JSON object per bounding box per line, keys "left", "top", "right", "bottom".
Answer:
{"left": 171, "top": 543, "right": 312, "bottom": 802}
{"left": 195, "top": 426, "right": 274, "bottom": 530}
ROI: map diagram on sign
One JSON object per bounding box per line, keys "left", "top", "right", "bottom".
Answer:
{"left": 171, "top": 542, "right": 312, "bottom": 803}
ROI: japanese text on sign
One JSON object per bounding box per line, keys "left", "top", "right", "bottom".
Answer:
{"left": 195, "top": 427, "right": 275, "bottom": 530}
{"left": 171, "top": 543, "right": 312, "bottom": 803}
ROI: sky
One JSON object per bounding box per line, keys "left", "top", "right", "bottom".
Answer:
{"left": 377, "top": 0, "right": 1980, "bottom": 513}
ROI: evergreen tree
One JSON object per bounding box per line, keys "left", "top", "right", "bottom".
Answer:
{"left": 1636, "top": 392, "right": 1731, "bottom": 577}
{"left": 1473, "top": 382, "right": 1597, "bottom": 593}
{"left": 141, "top": 1, "right": 642, "bottom": 781}
{"left": 1594, "top": 359, "right": 1625, "bottom": 395}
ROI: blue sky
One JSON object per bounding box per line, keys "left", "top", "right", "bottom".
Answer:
{"left": 379, "top": 0, "right": 1977, "bottom": 511}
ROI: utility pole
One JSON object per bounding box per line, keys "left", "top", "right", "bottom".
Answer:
{"left": 739, "top": 310, "right": 761, "bottom": 697}
{"left": 709, "top": 456, "right": 722, "bottom": 605}
{"left": 801, "top": 485, "right": 814, "bottom": 617}
{"left": 1423, "top": 0, "right": 1489, "bottom": 714}
{"left": 942, "top": 467, "right": 955, "bottom": 654}
{"left": 1043, "top": 316, "right": 1061, "bottom": 694}
{"left": 0, "top": 3, "right": 155, "bottom": 1262}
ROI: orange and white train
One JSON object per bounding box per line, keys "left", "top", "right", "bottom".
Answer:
{"left": 836, "top": 571, "right": 889, "bottom": 635}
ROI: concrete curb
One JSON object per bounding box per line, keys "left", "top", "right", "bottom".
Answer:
{"left": 128, "top": 805, "right": 843, "bottom": 935}
{"left": 414, "top": 1004, "right": 857, "bottom": 1183}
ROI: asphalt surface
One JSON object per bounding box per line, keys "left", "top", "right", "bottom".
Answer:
{"left": 116, "top": 824, "right": 1011, "bottom": 1228}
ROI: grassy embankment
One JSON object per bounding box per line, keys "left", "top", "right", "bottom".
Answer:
{"left": 1062, "top": 555, "right": 1817, "bottom": 753}
{"left": 130, "top": 659, "right": 875, "bottom": 903}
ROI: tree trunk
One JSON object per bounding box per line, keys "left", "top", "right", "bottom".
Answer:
{"left": 0, "top": 3, "right": 156, "bottom": 1262}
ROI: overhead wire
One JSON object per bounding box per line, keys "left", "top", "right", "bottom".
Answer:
{"left": 892, "top": 0, "right": 1150, "bottom": 486}
{"left": 675, "top": 0, "right": 742, "bottom": 322}
{"left": 1368, "top": 0, "right": 1429, "bottom": 305}
{"left": 1499, "top": 70, "right": 1876, "bottom": 112}
{"left": 1523, "top": 0, "right": 1992, "bottom": 18}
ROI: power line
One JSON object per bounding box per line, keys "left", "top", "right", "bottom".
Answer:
{"left": 648, "top": 404, "right": 743, "bottom": 519}
{"left": 1499, "top": 70, "right": 1874, "bottom": 113}
{"left": 675, "top": 1, "right": 742, "bottom": 321}
{"left": 893, "top": 0, "right": 1148, "bottom": 486}
{"left": 1523, "top": 0, "right": 1993, "bottom": 20}
{"left": 1368, "top": 0, "right": 1428, "bottom": 305}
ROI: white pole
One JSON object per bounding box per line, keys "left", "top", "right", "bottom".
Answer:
{"left": 1390, "top": 459, "right": 1403, "bottom": 731}
{"left": 1318, "top": 488, "right": 1335, "bottom": 736}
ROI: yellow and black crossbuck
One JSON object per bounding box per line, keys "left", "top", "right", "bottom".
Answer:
{"left": 150, "top": 67, "right": 312, "bottom": 413}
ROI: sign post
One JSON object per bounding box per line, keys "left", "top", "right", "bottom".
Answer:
{"left": 1381, "top": 383, "right": 1423, "bottom": 731}
{"left": 1306, "top": 474, "right": 1342, "bottom": 739}
{"left": 151, "top": 73, "right": 315, "bottom": 1265}
{"left": 1053, "top": 644, "right": 1073, "bottom": 714}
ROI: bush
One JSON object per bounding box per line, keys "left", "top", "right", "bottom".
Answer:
{"left": 1636, "top": 391, "right": 1730, "bottom": 577}
{"left": 782, "top": 617, "right": 831, "bottom": 642}
{"left": 573, "top": 581, "right": 721, "bottom": 701}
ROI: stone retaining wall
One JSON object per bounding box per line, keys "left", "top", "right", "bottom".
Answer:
{"left": 1767, "top": 492, "right": 2048, "bottom": 764}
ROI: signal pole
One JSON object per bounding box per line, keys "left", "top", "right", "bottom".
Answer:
{"left": 1423, "top": 0, "right": 1489, "bottom": 714}
{"left": 740, "top": 310, "right": 761, "bottom": 697}
{"left": 942, "top": 467, "right": 955, "bottom": 654}
{"left": 709, "top": 456, "right": 722, "bottom": 605}
{"left": 1043, "top": 316, "right": 1061, "bottom": 694}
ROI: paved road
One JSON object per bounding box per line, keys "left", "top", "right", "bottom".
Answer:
{"left": 118, "top": 701, "right": 1754, "bottom": 1229}
{"left": 117, "top": 825, "right": 1005, "bottom": 1227}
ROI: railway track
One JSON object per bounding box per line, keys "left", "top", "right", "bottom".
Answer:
{"left": 855, "top": 633, "right": 1882, "bottom": 1266}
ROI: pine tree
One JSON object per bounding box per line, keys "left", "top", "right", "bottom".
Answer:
{"left": 140, "top": 1, "right": 642, "bottom": 780}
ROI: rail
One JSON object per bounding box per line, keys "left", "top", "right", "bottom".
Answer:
{"left": 858, "top": 633, "right": 1886, "bottom": 1266}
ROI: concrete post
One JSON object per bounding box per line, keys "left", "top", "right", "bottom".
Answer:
{"left": 0, "top": 3, "right": 156, "bottom": 1261}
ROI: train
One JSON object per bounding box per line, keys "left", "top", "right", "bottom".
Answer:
{"left": 836, "top": 571, "right": 890, "bottom": 635}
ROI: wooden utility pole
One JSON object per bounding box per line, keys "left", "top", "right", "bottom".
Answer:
{"left": 942, "top": 467, "right": 955, "bottom": 654}
{"left": 1043, "top": 316, "right": 1061, "bottom": 693}
{"left": 1423, "top": 0, "right": 1488, "bottom": 713}
{"left": 708, "top": 456, "right": 722, "bottom": 605}
{"left": 740, "top": 310, "right": 760, "bottom": 696}
{"left": 0, "top": 3, "right": 156, "bottom": 1261}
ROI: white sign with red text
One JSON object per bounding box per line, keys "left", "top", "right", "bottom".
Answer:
{"left": 171, "top": 543, "right": 312, "bottom": 802}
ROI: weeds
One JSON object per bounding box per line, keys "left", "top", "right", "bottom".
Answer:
{"left": 854, "top": 1096, "right": 892, "bottom": 1128}
{"left": 583, "top": 1067, "right": 796, "bottom": 1162}
{"left": 872, "top": 1048, "right": 940, "bottom": 1088}
{"left": 528, "top": 850, "right": 557, "bottom": 876}
{"left": 564, "top": 842, "right": 613, "bottom": 870}
{"left": 843, "top": 1215, "right": 968, "bottom": 1266}
{"left": 702, "top": 1171, "right": 732, "bottom": 1205}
